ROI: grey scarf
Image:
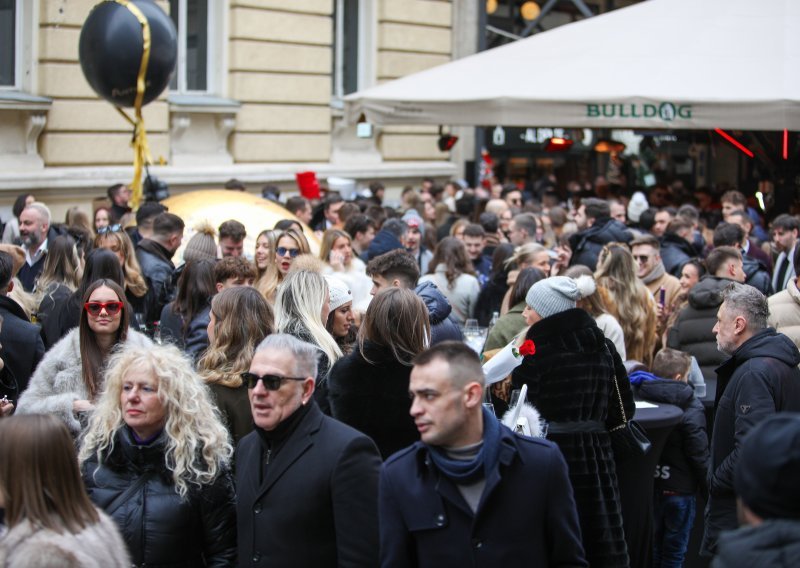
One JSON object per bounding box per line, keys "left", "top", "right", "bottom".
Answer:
{"left": 642, "top": 260, "right": 666, "bottom": 284}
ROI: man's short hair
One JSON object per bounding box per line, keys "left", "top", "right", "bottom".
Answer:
{"left": 455, "top": 196, "right": 475, "bottom": 218}
{"left": 676, "top": 204, "right": 699, "bottom": 224}
{"left": 0, "top": 251, "right": 14, "bottom": 290}
{"left": 512, "top": 213, "right": 537, "bottom": 237}
{"left": 713, "top": 222, "right": 746, "bottom": 248}
{"left": 344, "top": 214, "right": 375, "bottom": 239}
{"left": 214, "top": 256, "right": 256, "bottom": 284}
{"left": 413, "top": 341, "right": 484, "bottom": 389}
{"left": 638, "top": 208, "right": 657, "bottom": 231}
{"left": 366, "top": 250, "right": 420, "bottom": 288}
{"left": 380, "top": 218, "right": 408, "bottom": 241}
{"left": 652, "top": 348, "right": 692, "bottom": 380}
{"left": 323, "top": 193, "right": 344, "bottom": 211}
{"left": 337, "top": 202, "right": 361, "bottom": 226}
{"left": 135, "top": 201, "right": 167, "bottom": 227}
{"left": 581, "top": 197, "right": 610, "bottom": 220}
{"left": 463, "top": 223, "right": 485, "bottom": 239}
{"left": 152, "top": 213, "right": 185, "bottom": 237}
{"left": 478, "top": 211, "right": 499, "bottom": 234}
{"left": 106, "top": 183, "right": 126, "bottom": 201}
{"left": 24, "top": 202, "right": 51, "bottom": 225}
{"left": 218, "top": 220, "right": 246, "bottom": 242}
{"left": 500, "top": 185, "right": 520, "bottom": 200}
{"left": 725, "top": 209, "right": 751, "bottom": 226}
{"left": 548, "top": 206, "right": 568, "bottom": 228}
{"left": 285, "top": 196, "right": 309, "bottom": 216}
{"left": 666, "top": 217, "right": 694, "bottom": 236}
{"left": 255, "top": 333, "right": 318, "bottom": 379}
{"left": 720, "top": 190, "right": 747, "bottom": 207}
{"left": 771, "top": 214, "right": 800, "bottom": 233}
{"left": 722, "top": 282, "right": 769, "bottom": 331}
{"left": 630, "top": 234, "right": 661, "bottom": 251}
{"left": 706, "top": 246, "right": 742, "bottom": 276}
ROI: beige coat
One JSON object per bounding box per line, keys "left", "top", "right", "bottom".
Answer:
{"left": 0, "top": 509, "right": 130, "bottom": 568}
{"left": 768, "top": 278, "right": 800, "bottom": 350}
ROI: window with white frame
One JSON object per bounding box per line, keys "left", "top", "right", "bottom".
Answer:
{"left": 332, "top": 0, "right": 375, "bottom": 103}
{"left": 0, "top": 0, "right": 17, "bottom": 88}
{"left": 169, "top": 0, "right": 224, "bottom": 94}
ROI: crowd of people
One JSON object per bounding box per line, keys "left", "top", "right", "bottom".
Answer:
{"left": 0, "top": 178, "right": 799, "bottom": 566}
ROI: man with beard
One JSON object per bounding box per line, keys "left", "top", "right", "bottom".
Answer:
{"left": 701, "top": 283, "right": 800, "bottom": 557}
{"left": 17, "top": 202, "right": 52, "bottom": 291}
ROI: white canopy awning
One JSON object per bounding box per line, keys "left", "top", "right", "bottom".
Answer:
{"left": 346, "top": 0, "right": 800, "bottom": 131}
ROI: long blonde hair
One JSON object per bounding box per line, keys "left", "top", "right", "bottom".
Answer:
{"left": 594, "top": 242, "right": 657, "bottom": 365}
{"left": 275, "top": 270, "right": 342, "bottom": 369}
{"left": 79, "top": 344, "right": 232, "bottom": 498}
{"left": 94, "top": 230, "right": 148, "bottom": 298}
{"left": 259, "top": 229, "right": 311, "bottom": 302}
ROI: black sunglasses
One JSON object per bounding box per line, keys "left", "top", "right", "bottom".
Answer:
{"left": 241, "top": 372, "right": 306, "bottom": 390}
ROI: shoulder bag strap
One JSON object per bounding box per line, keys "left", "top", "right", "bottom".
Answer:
{"left": 105, "top": 471, "right": 152, "bottom": 516}
{"left": 603, "top": 341, "right": 628, "bottom": 431}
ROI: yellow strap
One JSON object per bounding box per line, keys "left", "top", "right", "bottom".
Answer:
{"left": 110, "top": 0, "right": 153, "bottom": 210}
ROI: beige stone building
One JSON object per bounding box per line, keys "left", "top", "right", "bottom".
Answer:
{"left": 1, "top": 0, "right": 473, "bottom": 221}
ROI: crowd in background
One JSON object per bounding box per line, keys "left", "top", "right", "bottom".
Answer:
{"left": 0, "top": 176, "right": 799, "bottom": 567}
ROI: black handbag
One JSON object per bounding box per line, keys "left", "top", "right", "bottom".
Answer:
{"left": 608, "top": 362, "right": 652, "bottom": 460}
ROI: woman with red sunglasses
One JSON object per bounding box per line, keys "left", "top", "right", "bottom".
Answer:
{"left": 17, "top": 279, "right": 151, "bottom": 436}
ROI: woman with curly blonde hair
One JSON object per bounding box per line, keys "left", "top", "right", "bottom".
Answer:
{"left": 198, "top": 286, "right": 273, "bottom": 443}
{"left": 260, "top": 229, "right": 311, "bottom": 303}
{"left": 93, "top": 227, "right": 148, "bottom": 316}
{"left": 594, "top": 242, "right": 658, "bottom": 366}
{"left": 79, "top": 343, "right": 236, "bottom": 567}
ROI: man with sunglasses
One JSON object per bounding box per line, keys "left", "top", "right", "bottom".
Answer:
{"left": 236, "top": 334, "right": 381, "bottom": 567}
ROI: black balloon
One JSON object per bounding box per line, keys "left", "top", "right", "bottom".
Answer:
{"left": 79, "top": 0, "right": 177, "bottom": 108}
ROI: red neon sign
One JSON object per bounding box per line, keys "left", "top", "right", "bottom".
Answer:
{"left": 714, "top": 128, "right": 754, "bottom": 158}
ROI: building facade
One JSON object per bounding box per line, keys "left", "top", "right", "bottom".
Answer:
{"left": 0, "top": 0, "right": 472, "bottom": 219}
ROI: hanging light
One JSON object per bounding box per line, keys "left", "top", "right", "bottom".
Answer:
{"left": 520, "top": 1, "right": 541, "bottom": 20}
{"left": 544, "top": 137, "right": 573, "bottom": 152}
{"left": 486, "top": 0, "right": 498, "bottom": 14}
{"left": 593, "top": 139, "right": 626, "bottom": 153}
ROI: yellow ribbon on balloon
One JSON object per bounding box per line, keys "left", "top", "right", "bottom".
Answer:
{"left": 111, "top": 0, "right": 153, "bottom": 210}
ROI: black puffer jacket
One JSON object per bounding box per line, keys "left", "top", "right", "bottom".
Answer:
{"left": 136, "top": 239, "right": 176, "bottom": 325}
{"left": 82, "top": 428, "right": 237, "bottom": 567}
{"left": 742, "top": 255, "right": 773, "bottom": 296}
{"left": 328, "top": 340, "right": 419, "bottom": 459}
{"left": 569, "top": 216, "right": 632, "bottom": 271}
{"left": 711, "top": 519, "right": 800, "bottom": 568}
{"left": 667, "top": 276, "right": 734, "bottom": 382}
{"left": 635, "top": 378, "right": 709, "bottom": 494}
{"left": 703, "top": 329, "right": 800, "bottom": 555}
{"left": 415, "top": 281, "right": 462, "bottom": 344}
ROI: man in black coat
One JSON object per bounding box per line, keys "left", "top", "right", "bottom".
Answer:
{"left": 135, "top": 212, "right": 184, "bottom": 327}
{"left": 236, "top": 334, "right": 381, "bottom": 567}
{"left": 667, "top": 247, "right": 747, "bottom": 384}
{"left": 701, "top": 283, "right": 800, "bottom": 557}
{"left": 380, "top": 341, "right": 587, "bottom": 568}
{"left": 713, "top": 222, "right": 772, "bottom": 295}
{"left": 0, "top": 251, "right": 44, "bottom": 401}
{"left": 569, "top": 197, "right": 632, "bottom": 270}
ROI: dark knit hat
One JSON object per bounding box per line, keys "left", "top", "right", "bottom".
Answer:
{"left": 735, "top": 413, "right": 800, "bottom": 520}
{"left": 183, "top": 224, "right": 217, "bottom": 262}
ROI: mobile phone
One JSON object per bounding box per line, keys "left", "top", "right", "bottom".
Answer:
{"left": 659, "top": 287, "right": 666, "bottom": 306}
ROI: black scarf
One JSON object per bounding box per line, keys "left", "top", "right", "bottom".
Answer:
{"left": 255, "top": 399, "right": 313, "bottom": 459}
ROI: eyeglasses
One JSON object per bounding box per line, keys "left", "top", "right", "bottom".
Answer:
{"left": 241, "top": 372, "right": 306, "bottom": 390}
{"left": 84, "top": 301, "right": 124, "bottom": 316}
{"left": 633, "top": 254, "right": 652, "bottom": 264}
{"left": 276, "top": 246, "right": 301, "bottom": 258}
{"left": 97, "top": 224, "right": 122, "bottom": 235}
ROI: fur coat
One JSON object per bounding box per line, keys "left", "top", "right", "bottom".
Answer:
{"left": 16, "top": 328, "right": 151, "bottom": 435}
{"left": 0, "top": 509, "right": 130, "bottom": 568}
{"left": 512, "top": 308, "right": 633, "bottom": 568}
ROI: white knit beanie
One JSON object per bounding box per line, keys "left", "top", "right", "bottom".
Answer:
{"left": 627, "top": 191, "right": 649, "bottom": 223}
{"left": 525, "top": 275, "right": 596, "bottom": 319}
{"left": 325, "top": 276, "right": 353, "bottom": 311}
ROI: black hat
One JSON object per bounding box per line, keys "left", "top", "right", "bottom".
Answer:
{"left": 735, "top": 413, "right": 800, "bottom": 520}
